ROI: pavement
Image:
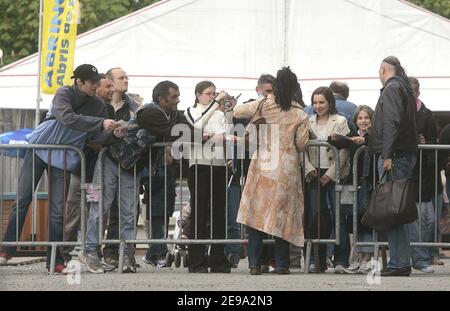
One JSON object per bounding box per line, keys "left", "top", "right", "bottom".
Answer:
{"left": 1, "top": 255, "right": 450, "bottom": 291}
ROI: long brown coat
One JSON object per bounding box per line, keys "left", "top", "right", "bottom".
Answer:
{"left": 233, "top": 97, "right": 309, "bottom": 246}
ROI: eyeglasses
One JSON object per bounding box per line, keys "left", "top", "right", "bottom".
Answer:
{"left": 201, "top": 92, "right": 218, "bottom": 96}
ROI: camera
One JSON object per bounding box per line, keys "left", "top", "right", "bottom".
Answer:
{"left": 216, "top": 93, "right": 241, "bottom": 107}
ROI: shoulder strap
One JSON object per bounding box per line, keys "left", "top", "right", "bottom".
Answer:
{"left": 362, "top": 149, "right": 370, "bottom": 177}
{"left": 248, "top": 97, "right": 267, "bottom": 121}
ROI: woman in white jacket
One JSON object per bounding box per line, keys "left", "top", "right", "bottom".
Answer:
{"left": 184, "top": 81, "right": 234, "bottom": 273}
{"left": 304, "top": 86, "right": 350, "bottom": 273}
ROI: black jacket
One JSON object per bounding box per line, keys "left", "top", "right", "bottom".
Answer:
{"left": 368, "top": 76, "right": 418, "bottom": 158}
{"left": 328, "top": 130, "right": 374, "bottom": 185}
{"left": 414, "top": 102, "right": 442, "bottom": 201}
{"left": 440, "top": 124, "right": 450, "bottom": 177}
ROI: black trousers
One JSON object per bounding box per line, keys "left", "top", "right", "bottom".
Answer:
{"left": 188, "top": 165, "right": 229, "bottom": 271}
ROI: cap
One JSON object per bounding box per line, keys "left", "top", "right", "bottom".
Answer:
{"left": 71, "top": 64, "right": 101, "bottom": 82}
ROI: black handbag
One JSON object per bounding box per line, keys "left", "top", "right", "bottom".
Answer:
{"left": 361, "top": 170, "right": 418, "bottom": 231}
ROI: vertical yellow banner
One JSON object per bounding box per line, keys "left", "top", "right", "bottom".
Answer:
{"left": 40, "top": 0, "right": 79, "bottom": 94}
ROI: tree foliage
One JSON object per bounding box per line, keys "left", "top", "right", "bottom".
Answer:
{"left": 409, "top": 0, "right": 450, "bottom": 19}
{"left": 0, "top": 0, "right": 157, "bottom": 66}
{"left": 0, "top": 0, "right": 449, "bottom": 67}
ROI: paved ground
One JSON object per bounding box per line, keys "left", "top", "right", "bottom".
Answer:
{"left": 1, "top": 255, "right": 450, "bottom": 291}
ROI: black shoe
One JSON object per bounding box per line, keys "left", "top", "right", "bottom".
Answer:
{"left": 188, "top": 265, "right": 209, "bottom": 273}
{"left": 275, "top": 268, "right": 291, "bottom": 275}
{"left": 249, "top": 267, "right": 262, "bottom": 275}
{"left": 380, "top": 267, "right": 411, "bottom": 277}
{"left": 210, "top": 265, "right": 231, "bottom": 273}
{"left": 226, "top": 254, "right": 239, "bottom": 268}
{"left": 104, "top": 256, "right": 119, "bottom": 268}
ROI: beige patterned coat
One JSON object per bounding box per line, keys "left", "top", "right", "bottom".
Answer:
{"left": 233, "top": 97, "right": 309, "bottom": 246}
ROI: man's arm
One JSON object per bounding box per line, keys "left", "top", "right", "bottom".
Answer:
{"left": 51, "top": 87, "right": 105, "bottom": 133}
{"left": 136, "top": 106, "right": 177, "bottom": 137}
{"left": 381, "top": 84, "right": 403, "bottom": 159}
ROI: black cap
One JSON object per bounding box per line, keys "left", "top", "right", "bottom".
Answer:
{"left": 71, "top": 64, "right": 101, "bottom": 82}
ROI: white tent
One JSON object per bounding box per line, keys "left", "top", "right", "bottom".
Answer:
{"left": 0, "top": 0, "right": 449, "bottom": 111}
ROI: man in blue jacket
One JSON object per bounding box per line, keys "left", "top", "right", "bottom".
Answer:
{"left": 0, "top": 64, "right": 120, "bottom": 274}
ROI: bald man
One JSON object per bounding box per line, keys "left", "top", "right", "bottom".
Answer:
{"left": 368, "top": 56, "right": 417, "bottom": 277}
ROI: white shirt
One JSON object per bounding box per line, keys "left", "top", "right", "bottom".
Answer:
{"left": 185, "top": 102, "right": 233, "bottom": 167}
{"left": 316, "top": 124, "right": 330, "bottom": 169}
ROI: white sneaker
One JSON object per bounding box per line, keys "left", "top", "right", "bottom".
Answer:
{"left": 326, "top": 257, "right": 334, "bottom": 270}
{"left": 334, "top": 265, "right": 346, "bottom": 274}
{"left": 122, "top": 256, "right": 137, "bottom": 273}
{"left": 357, "top": 261, "right": 370, "bottom": 274}
{"left": 344, "top": 262, "right": 360, "bottom": 274}
{"left": 101, "top": 261, "right": 116, "bottom": 272}
{"left": 78, "top": 250, "right": 87, "bottom": 265}
{"left": 415, "top": 266, "right": 434, "bottom": 273}
{"left": 0, "top": 252, "right": 11, "bottom": 266}
{"left": 85, "top": 252, "right": 105, "bottom": 274}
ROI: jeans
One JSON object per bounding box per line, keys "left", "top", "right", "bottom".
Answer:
{"left": 85, "top": 156, "right": 141, "bottom": 256}
{"left": 431, "top": 194, "right": 442, "bottom": 258}
{"left": 224, "top": 184, "right": 241, "bottom": 265}
{"left": 409, "top": 201, "right": 435, "bottom": 268}
{"left": 356, "top": 231, "right": 374, "bottom": 253}
{"left": 306, "top": 170, "right": 350, "bottom": 267}
{"left": 102, "top": 198, "right": 119, "bottom": 259}
{"left": 145, "top": 216, "right": 170, "bottom": 260}
{"left": 377, "top": 152, "right": 417, "bottom": 269}
{"left": 247, "top": 227, "right": 290, "bottom": 269}
{"left": 61, "top": 174, "right": 83, "bottom": 260}
{"left": 1, "top": 150, "right": 70, "bottom": 268}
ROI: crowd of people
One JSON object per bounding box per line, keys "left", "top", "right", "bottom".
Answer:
{"left": 0, "top": 56, "right": 448, "bottom": 278}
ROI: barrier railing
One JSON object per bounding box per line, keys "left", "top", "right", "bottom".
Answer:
{"left": 303, "top": 140, "right": 342, "bottom": 273}
{"left": 350, "top": 144, "right": 450, "bottom": 267}
{"left": 90, "top": 140, "right": 346, "bottom": 273}
{"left": 0, "top": 144, "right": 86, "bottom": 274}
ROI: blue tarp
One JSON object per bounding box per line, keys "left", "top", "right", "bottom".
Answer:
{"left": 0, "top": 128, "right": 33, "bottom": 158}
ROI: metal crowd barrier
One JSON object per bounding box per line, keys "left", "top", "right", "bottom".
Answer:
{"left": 350, "top": 144, "right": 450, "bottom": 267}
{"left": 303, "top": 140, "right": 342, "bottom": 274}
{"left": 7, "top": 141, "right": 444, "bottom": 275}
{"left": 0, "top": 144, "right": 86, "bottom": 274}
{"left": 95, "top": 141, "right": 250, "bottom": 273}
{"left": 92, "top": 140, "right": 346, "bottom": 273}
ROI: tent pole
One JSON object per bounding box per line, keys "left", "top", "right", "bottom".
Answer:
{"left": 35, "top": 0, "right": 44, "bottom": 128}
{"left": 283, "top": 0, "right": 288, "bottom": 66}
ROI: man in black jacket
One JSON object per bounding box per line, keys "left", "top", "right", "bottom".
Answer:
{"left": 408, "top": 77, "right": 440, "bottom": 273}
{"left": 369, "top": 56, "right": 418, "bottom": 277}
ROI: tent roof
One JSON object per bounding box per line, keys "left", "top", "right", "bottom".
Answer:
{"left": 0, "top": 0, "right": 449, "bottom": 111}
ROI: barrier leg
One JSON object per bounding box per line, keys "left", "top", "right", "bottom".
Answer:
{"left": 313, "top": 243, "right": 320, "bottom": 272}
{"left": 304, "top": 241, "right": 312, "bottom": 274}
{"left": 118, "top": 241, "right": 125, "bottom": 274}
{"left": 381, "top": 246, "right": 388, "bottom": 271}
{"left": 49, "top": 243, "right": 57, "bottom": 275}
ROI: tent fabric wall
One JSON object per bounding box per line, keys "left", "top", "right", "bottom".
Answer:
{"left": 0, "top": 0, "right": 449, "bottom": 112}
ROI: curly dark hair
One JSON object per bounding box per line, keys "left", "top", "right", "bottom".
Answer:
{"left": 274, "top": 67, "right": 300, "bottom": 111}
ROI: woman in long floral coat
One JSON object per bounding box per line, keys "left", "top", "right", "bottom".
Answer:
{"left": 233, "top": 67, "right": 309, "bottom": 275}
